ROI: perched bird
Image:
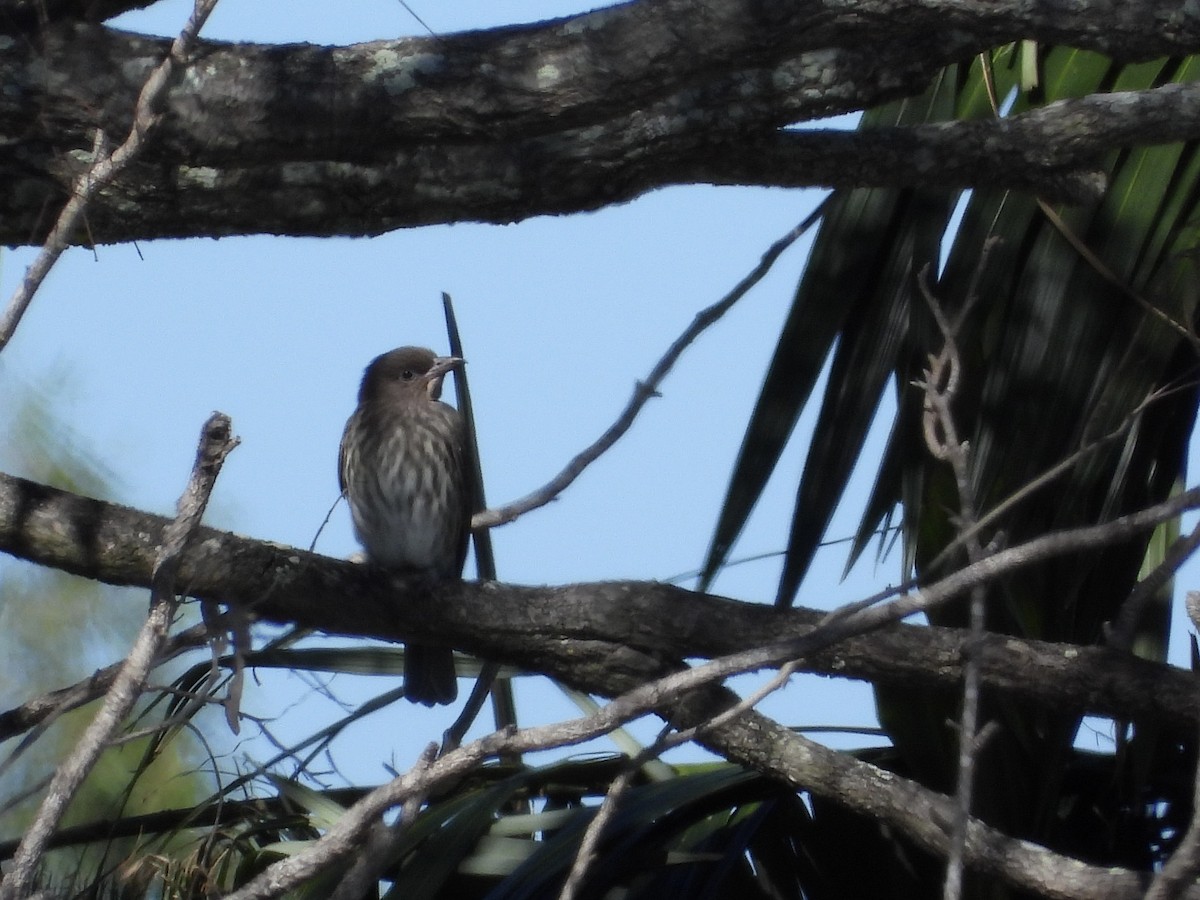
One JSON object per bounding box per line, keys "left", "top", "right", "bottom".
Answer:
{"left": 338, "top": 346, "right": 469, "bottom": 706}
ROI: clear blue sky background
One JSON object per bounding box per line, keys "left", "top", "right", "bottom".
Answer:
{"left": 1, "top": 0, "right": 1194, "bottom": 790}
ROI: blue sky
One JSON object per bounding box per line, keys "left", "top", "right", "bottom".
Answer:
{"left": 1, "top": 0, "right": 1193, "bottom": 789}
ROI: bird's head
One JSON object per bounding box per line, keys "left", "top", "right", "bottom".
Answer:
{"left": 358, "top": 346, "right": 465, "bottom": 405}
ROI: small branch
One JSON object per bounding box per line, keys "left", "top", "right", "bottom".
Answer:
{"left": 3, "top": 469, "right": 1200, "bottom": 727}
{"left": 471, "top": 206, "right": 824, "bottom": 530}
{"left": 0, "top": 623, "right": 210, "bottom": 748}
{"left": 559, "top": 661, "right": 799, "bottom": 900}
{"left": 0, "top": 412, "right": 235, "bottom": 900}
{"left": 922, "top": 383, "right": 1179, "bottom": 578}
{"left": 1108, "top": 516, "right": 1200, "bottom": 652}
{"left": 0, "top": 0, "right": 219, "bottom": 353}
{"left": 915, "top": 261, "right": 989, "bottom": 900}
{"left": 328, "top": 743, "right": 439, "bottom": 900}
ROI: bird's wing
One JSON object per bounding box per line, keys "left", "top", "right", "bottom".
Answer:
{"left": 336, "top": 416, "right": 351, "bottom": 496}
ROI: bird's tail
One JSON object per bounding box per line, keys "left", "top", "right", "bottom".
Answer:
{"left": 404, "top": 643, "right": 458, "bottom": 706}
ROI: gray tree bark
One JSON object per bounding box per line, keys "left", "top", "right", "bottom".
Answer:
{"left": 3, "top": 0, "right": 1200, "bottom": 244}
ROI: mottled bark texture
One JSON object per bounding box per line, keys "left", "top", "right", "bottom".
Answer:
{"left": 1, "top": 470, "right": 1196, "bottom": 733}
{"left": 4, "top": 0, "right": 1200, "bottom": 244}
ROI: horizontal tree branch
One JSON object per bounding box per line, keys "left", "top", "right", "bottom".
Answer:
{"left": 688, "top": 693, "right": 1168, "bottom": 900}
{"left": 3, "top": 0, "right": 1200, "bottom": 242}
{"left": 3, "top": 467, "right": 1196, "bottom": 897}
{"left": 0, "top": 622, "right": 209, "bottom": 743}
{"left": 1, "top": 470, "right": 1197, "bottom": 741}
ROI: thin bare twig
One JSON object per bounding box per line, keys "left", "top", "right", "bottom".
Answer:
{"left": 0, "top": 0, "right": 220, "bottom": 353}
{"left": 0, "top": 413, "right": 236, "bottom": 900}
{"left": 828, "top": 378, "right": 1186, "bottom": 623}
{"left": 1109, "top": 516, "right": 1200, "bottom": 652}
{"left": 0, "top": 623, "right": 211, "bottom": 749}
{"left": 1035, "top": 199, "right": 1200, "bottom": 354}
{"left": 914, "top": 261, "right": 989, "bottom": 900}
{"left": 328, "top": 742, "right": 439, "bottom": 900}
{"left": 471, "top": 204, "right": 826, "bottom": 530}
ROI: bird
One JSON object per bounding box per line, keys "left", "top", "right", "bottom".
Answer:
{"left": 338, "top": 346, "right": 469, "bottom": 706}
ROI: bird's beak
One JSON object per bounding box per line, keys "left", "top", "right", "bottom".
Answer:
{"left": 426, "top": 355, "right": 465, "bottom": 400}
{"left": 429, "top": 356, "right": 465, "bottom": 379}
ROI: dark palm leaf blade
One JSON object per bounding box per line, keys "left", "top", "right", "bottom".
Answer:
{"left": 485, "top": 766, "right": 765, "bottom": 900}
{"left": 844, "top": 411, "right": 906, "bottom": 575}
{"left": 699, "top": 68, "right": 963, "bottom": 601}
{"left": 386, "top": 760, "right": 620, "bottom": 899}
{"left": 695, "top": 186, "right": 885, "bottom": 595}
{"left": 645, "top": 793, "right": 816, "bottom": 900}
{"left": 730, "top": 795, "right": 834, "bottom": 900}
{"left": 845, "top": 47, "right": 1027, "bottom": 574}
{"left": 869, "top": 44, "right": 1200, "bottom": 855}
{"left": 895, "top": 52, "right": 1155, "bottom": 590}
{"left": 939, "top": 54, "right": 1199, "bottom": 643}
{"left": 773, "top": 185, "right": 954, "bottom": 606}
{"left": 775, "top": 52, "right": 1051, "bottom": 603}
{"left": 379, "top": 787, "right": 505, "bottom": 899}
{"left": 492, "top": 767, "right": 856, "bottom": 900}
{"left": 848, "top": 50, "right": 1111, "bottom": 591}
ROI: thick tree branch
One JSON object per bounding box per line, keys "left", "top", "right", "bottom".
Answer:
{"left": 1, "top": 470, "right": 1198, "bottom": 743}
{"left": 683, "top": 693, "right": 1165, "bottom": 900}
{"left": 2, "top": 467, "right": 1196, "bottom": 897}
{"left": 4, "top": 0, "right": 1200, "bottom": 243}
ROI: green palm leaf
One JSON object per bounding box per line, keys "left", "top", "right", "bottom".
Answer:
{"left": 705, "top": 42, "right": 1200, "bottom": 885}
{"left": 699, "top": 66, "right": 966, "bottom": 601}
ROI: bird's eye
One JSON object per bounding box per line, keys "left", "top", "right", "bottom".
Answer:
{"left": 401, "top": 369, "right": 416, "bottom": 380}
